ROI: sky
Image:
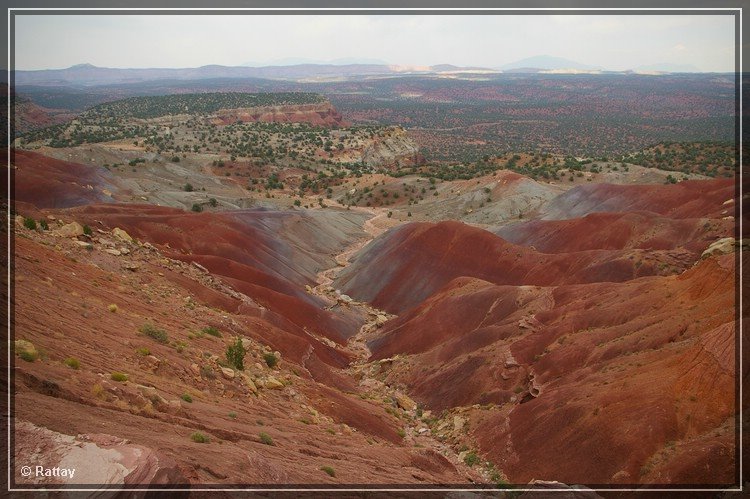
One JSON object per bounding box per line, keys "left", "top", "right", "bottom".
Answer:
{"left": 14, "top": 14, "right": 736, "bottom": 72}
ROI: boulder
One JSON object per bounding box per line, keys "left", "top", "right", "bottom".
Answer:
{"left": 701, "top": 237, "right": 748, "bottom": 259}
{"left": 393, "top": 391, "right": 417, "bottom": 412}
{"left": 112, "top": 227, "right": 134, "bottom": 244}
{"left": 123, "top": 262, "right": 140, "bottom": 272}
{"left": 264, "top": 376, "right": 284, "bottom": 390}
{"left": 220, "top": 367, "right": 235, "bottom": 380}
{"left": 135, "top": 385, "right": 166, "bottom": 406}
{"left": 52, "top": 222, "right": 84, "bottom": 238}
{"left": 240, "top": 373, "right": 258, "bottom": 393}
{"left": 702, "top": 237, "right": 736, "bottom": 258}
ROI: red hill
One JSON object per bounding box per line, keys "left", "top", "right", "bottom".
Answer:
{"left": 337, "top": 220, "right": 703, "bottom": 314}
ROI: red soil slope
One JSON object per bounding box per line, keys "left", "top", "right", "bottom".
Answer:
{"left": 66, "top": 204, "right": 366, "bottom": 346}
{"left": 495, "top": 211, "right": 734, "bottom": 255}
{"left": 369, "top": 253, "right": 736, "bottom": 485}
{"left": 12, "top": 232, "right": 468, "bottom": 485}
{"left": 338, "top": 176, "right": 738, "bottom": 486}
{"left": 337, "top": 220, "right": 703, "bottom": 315}
{"left": 11, "top": 148, "right": 115, "bottom": 208}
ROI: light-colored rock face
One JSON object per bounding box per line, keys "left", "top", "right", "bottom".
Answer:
{"left": 14, "top": 421, "right": 186, "bottom": 486}
{"left": 361, "top": 128, "right": 421, "bottom": 169}
{"left": 52, "top": 221, "right": 84, "bottom": 238}
{"left": 112, "top": 227, "right": 134, "bottom": 243}
{"left": 701, "top": 237, "right": 747, "bottom": 259}
{"left": 264, "top": 376, "right": 284, "bottom": 390}
{"left": 393, "top": 391, "right": 417, "bottom": 412}
{"left": 220, "top": 367, "right": 236, "bottom": 380}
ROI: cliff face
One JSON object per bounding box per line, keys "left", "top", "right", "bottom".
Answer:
{"left": 211, "top": 101, "right": 347, "bottom": 127}
{"left": 361, "top": 127, "right": 423, "bottom": 170}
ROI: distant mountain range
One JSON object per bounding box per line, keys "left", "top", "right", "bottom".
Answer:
{"left": 10, "top": 57, "right": 713, "bottom": 87}
{"left": 11, "top": 62, "right": 504, "bottom": 87}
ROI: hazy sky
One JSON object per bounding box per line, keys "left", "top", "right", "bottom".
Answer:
{"left": 14, "top": 14, "right": 736, "bottom": 72}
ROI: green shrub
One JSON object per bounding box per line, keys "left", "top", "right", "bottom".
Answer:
{"left": 463, "top": 451, "right": 480, "bottom": 467}
{"left": 111, "top": 372, "right": 128, "bottom": 382}
{"left": 82, "top": 225, "right": 93, "bottom": 236}
{"left": 191, "top": 203, "right": 203, "bottom": 213}
{"left": 23, "top": 217, "right": 37, "bottom": 230}
{"left": 39, "top": 219, "right": 48, "bottom": 230}
{"left": 140, "top": 323, "right": 168, "bottom": 343}
{"left": 259, "top": 432, "right": 274, "bottom": 446}
{"left": 19, "top": 350, "right": 38, "bottom": 362}
{"left": 136, "top": 347, "right": 151, "bottom": 356}
{"left": 183, "top": 183, "right": 194, "bottom": 192}
{"left": 397, "top": 428, "right": 406, "bottom": 438}
{"left": 202, "top": 326, "right": 221, "bottom": 337}
{"left": 63, "top": 357, "right": 80, "bottom": 369}
{"left": 190, "top": 432, "right": 209, "bottom": 443}
{"left": 263, "top": 352, "right": 278, "bottom": 368}
{"left": 321, "top": 466, "right": 336, "bottom": 477}
{"left": 226, "top": 338, "right": 246, "bottom": 370}
{"left": 228, "top": 411, "right": 237, "bottom": 419}
{"left": 181, "top": 393, "right": 193, "bottom": 403}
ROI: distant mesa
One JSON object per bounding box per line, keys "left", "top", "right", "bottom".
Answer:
{"left": 69, "top": 63, "right": 98, "bottom": 70}
{"left": 499, "top": 55, "right": 602, "bottom": 72}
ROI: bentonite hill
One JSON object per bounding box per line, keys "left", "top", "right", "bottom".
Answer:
{"left": 7, "top": 68, "right": 742, "bottom": 493}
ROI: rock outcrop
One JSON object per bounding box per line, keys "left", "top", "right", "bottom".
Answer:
{"left": 14, "top": 421, "right": 187, "bottom": 486}
{"left": 361, "top": 127, "right": 423, "bottom": 169}
{"left": 211, "top": 101, "right": 346, "bottom": 127}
